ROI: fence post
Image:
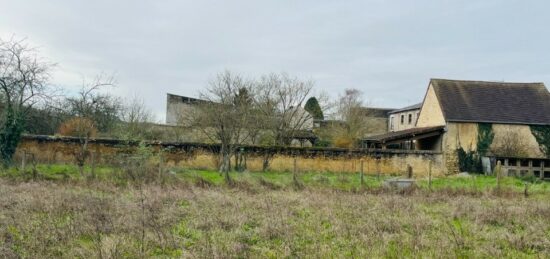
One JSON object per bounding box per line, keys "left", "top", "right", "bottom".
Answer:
{"left": 30, "top": 153, "right": 37, "bottom": 180}
{"left": 158, "top": 152, "right": 163, "bottom": 180}
{"left": 360, "top": 159, "right": 365, "bottom": 188}
{"left": 21, "top": 151, "right": 26, "bottom": 173}
{"left": 91, "top": 152, "right": 96, "bottom": 178}
{"left": 428, "top": 159, "right": 432, "bottom": 191}
{"left": 293, "top": 156, "right": 298, "bottom": 184}
{"left": 496, "top": 160, "right": 502, "bottom": 195}
{"left": 376, "top": 153, "right": 381, "bottom": 179}
{"left": 407, "top": 165, "right": 413, "bottom": 178}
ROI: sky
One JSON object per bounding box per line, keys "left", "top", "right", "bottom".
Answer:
{"left": 1, "top": 0, "right": 549, "bottom": 121}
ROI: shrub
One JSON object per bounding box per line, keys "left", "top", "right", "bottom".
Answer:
{"left": 57, "top": 117, "right": 97, "bottom": 138}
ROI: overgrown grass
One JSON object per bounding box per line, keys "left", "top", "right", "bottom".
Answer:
{"left": 1, "top": 164, "right": 550, "bottom": 257}
{"left": 0, "top": 178, "right": 549, "bottom": 258}
{"left": 3, "top": 163, "right": 550, "bottom": 195}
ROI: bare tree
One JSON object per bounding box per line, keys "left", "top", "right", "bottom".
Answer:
{"left": 332, "top": 88, "right": 368, "bottom": 148}
{"left": 255, "top": 73, "right": 314, "bottom": 146}
{"left": 188, "top": 71, "right": 255, "bottom": 182}
{"left": 61, "top": 75, "right": 120, "bottom": 175}
{"left": 0, "top": 37, "right": 54, "bottom": 166}
{"left": 117, "top": 95, "right": 155, "bottom": 140}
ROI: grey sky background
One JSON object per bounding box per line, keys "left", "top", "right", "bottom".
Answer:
{"left": 1, "top": 0, "right": 549, "bottom": 121}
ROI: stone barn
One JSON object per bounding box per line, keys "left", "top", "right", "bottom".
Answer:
{"left": 365, "top": 79, "right": 550, "bottom": 175}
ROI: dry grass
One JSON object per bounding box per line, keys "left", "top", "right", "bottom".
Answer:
{"left": 1, "top": 177, "right": 549, "bottom": 258}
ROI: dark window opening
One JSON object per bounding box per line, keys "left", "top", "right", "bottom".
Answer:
{"left": 520, "top": 160, "right": 529, "bottom": 167}
{"left": 408, "top": 114, "right": 412, "bottom": 124}
{"left": 400, "top": 115, "right": 404, "bottom": 124}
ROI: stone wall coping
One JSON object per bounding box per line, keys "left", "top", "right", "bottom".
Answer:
{"left": 21, "top": 134, "right": 442, "bottom": 155}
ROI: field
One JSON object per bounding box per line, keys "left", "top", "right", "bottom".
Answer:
{"left": 1, "top": 165, "right": 550, "bottom": 258}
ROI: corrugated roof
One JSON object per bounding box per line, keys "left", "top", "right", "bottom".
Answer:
{"left": 430, "top": 79, "right": 550, "bottom": 125}
{"left": 363, "top": 126, "right": 445, "bottom": 143}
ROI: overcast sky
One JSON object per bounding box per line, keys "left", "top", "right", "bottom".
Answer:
{"left": 1, "top": 0, "right": 549, "bottom": 121}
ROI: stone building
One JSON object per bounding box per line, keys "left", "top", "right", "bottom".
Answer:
{"left": 359, "top": 107, "right": 395, "bottom": 137}
{"left": 165, "top": 93, "right": 317, "bottom": 145}
{"left": 388, "top": 103, "right": 422, "bottom": 132}
{"left": 165, "top": 93, "right": 205, "bottom": 125}
{"left": 365, "top": 79, "right": 550, "bottom": 175}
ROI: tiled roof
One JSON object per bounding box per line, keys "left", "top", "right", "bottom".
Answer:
{"left": 388, "top": 103, "right": 422, "bottom": 114}
{"left": 430, "top": 79, "right": 550, "bottom": 125}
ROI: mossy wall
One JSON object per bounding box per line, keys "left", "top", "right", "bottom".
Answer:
{"left": 14, "top": 135, "right": 445, "bottom": 177}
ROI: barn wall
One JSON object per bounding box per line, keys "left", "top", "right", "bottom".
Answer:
{"left": 416, "top": 83, "right": 446, "bottom": 128}
{"left": 490, "top": 124, "right": 544, "bottom": 157}
{"left": 441, "top": 122, "right": 545, "bottom": 174}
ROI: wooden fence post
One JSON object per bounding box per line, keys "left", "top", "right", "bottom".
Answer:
{"left": 407, "top": 165, "right": 413, "bottom": 178}
{"left": 21, "top": 151, "right": 26, "bottom": 173}
{"left": 91, "top": 152, "right": 96, "bottom": 178}
{"left": 496, "top": 160, "right": 502, "bottom": 195}
{"left": 158, "top": 153, "right": 163, "bottom": 180}
{"left": 360, "top": 159, "right": 365, "bottom": 188}
{"left": 30, "top": 153, "right": 37, "bottom": 180}
{"left": 428, "top": 159, "right": 432, "bottom": 191}
{"left": 376, "top": 156, "right": 381, "bottom": 179}
{"left": 293, "top": 156, "right": 298, "bottom": 184}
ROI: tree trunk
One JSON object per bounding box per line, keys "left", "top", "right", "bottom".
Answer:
{"left": 219, "top": 144, "right": 231, "bottom": 183}
{"left": 77, "top": 139, "right": 89, "bottom": 177}
{"left": 262, "top": 152, "right": 273, "bottom": 172}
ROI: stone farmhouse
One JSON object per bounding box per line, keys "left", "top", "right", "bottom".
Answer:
{"left": 365, "top": 79, "right": 550, "bottom": 176}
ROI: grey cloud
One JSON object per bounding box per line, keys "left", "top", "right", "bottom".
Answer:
{"left": 1, "top": 0, "right": 548, "bottom": 121}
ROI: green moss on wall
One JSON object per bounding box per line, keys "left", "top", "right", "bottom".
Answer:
{"left": 457, "top": 147, "right": 481, "bottom": 173}
{"left": 457, "top": 123, "right": 493, "bottom": 173}
{"left": 476, "top": 123, "right": 494, "bottom": 156}
{"left": 530, "top": 125, "right": 550, "bottom": 158}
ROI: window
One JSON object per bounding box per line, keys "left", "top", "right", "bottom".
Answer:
{"left": 400, "top": 114, "right": 404, "bottom": 124}
{"left": 390, "top": 116, "right": 394, "bottom": 130}
{"left": 408, "top": 114, "right": 412, "bottom": 124}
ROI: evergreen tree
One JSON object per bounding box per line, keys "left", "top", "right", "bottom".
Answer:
{"left": 304, "top": 97, "right": 324, "bottom": 120}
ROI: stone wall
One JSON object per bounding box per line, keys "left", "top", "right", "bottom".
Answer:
{"left": 15, "top": 135, "right": 445, "bottom": 177}
{"left": 363, "top": 117, "right": 389, "bottom": 137}
{"left": 441, "top": 122, "right": 546, "bottom": 174}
